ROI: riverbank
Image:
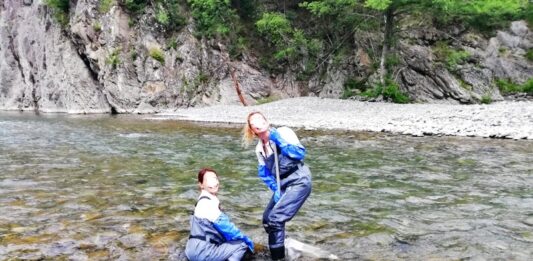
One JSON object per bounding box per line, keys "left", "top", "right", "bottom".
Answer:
{"left": 153, "top": 97, "right": 533, "bottom": 140}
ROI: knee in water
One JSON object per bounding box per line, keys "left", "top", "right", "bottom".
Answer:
{"left": 263, "top": 223, "right": 273, "bottom": 233}
{"left": 264, "top": 222, "right": 283, "bottom": 233}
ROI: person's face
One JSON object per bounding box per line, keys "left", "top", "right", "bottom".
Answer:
{"left": 249, "top": 114, "right": 269, "bottom": 135}
{"left": 200, "top": 171, "right": 219, "bottom": 195}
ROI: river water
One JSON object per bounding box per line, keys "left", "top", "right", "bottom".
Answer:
{"left": 0, "top": 112, "right": 532, "bottom": 260}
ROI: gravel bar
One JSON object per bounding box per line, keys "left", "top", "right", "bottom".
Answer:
{"left": 153, "top": 97, "right": 533, "bottom": 139}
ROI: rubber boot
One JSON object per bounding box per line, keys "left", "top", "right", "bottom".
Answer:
{"left": 270, "top": 246, "right": 285, "bottom": 261}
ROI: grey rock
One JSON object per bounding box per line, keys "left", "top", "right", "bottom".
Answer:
{"left": 497, "top": 31, "right": 522, "bottom": 49}
{"left": 510, "top": 21, "right": 529, "bottom": 38}
{"left": 399, "top": 44, "right": 473, "bottom": 104}
{"left": 118, "top": 233, "right": 145, "bottom": 249}
{"left": 41, "top": 240, "right": 78, "bottom": 258}
{"left": 522, "top": 217, "right": 533, "bottom": 226}
{"left": 318, "top": 70, "right": 346, "bottom": 98}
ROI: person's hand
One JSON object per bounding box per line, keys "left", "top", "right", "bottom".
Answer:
{"left": 243, "top": 236, "right": 254, "bottom": 252}
{"left": 273, "top": 190, "right": 281, "bottom": 203}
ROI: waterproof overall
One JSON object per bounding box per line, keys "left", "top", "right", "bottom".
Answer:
{"left": 185, "top": 194, "right": 250, "bottom": 261}
{"left": 256, "top": 127, "right": 312, "bottom": 260}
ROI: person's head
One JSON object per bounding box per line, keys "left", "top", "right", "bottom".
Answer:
{"left": 197, "top": 168, "right": 219, "bottom": 195}
{"left": 242, "top": 111, "right": 269, "bottom": 146}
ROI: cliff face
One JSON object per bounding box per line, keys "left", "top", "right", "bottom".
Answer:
{"left": 1, "top": 0, "right": 273, "bottom": 113}
{"left": 0, "top": 1, "right": 532, "bottom": 113}
{"left": 397, "top": 21, "right": 533, "bottom": 104}
{"left": 0, "top": 0, "right": 110, "bottom": 113}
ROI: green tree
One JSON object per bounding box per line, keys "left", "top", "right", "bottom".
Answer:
{"left": 256, "top": 12, "right": 323, "bottom": 74}
{"left": 188, "top": 0, "right": 238, "bottom": 38}
{"left": 364, "top": 0, "right": 528, "bottom": 84}
{"left": 300, "top": 0, "right": 377, "bottom": 55}
{"left": 231, "top": 0, "right": 258, "bottom": 20}
{"left": 256, "top": 12, "right": 293, "bottom": 47}
{"left": 123, "top": 0, "right": 147, "bottom": 15}
{"left": 433, "top": 0, "right": 528, "bottom": 30}
{"left": 45, "top": 0, "right": 70, "bottom": 26}
{"left": 156, "top": 0, "right": 186, "bottom": 31}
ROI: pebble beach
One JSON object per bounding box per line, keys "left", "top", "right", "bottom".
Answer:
{"left": 155, "top": 97, "right": 533, "bottom": 140}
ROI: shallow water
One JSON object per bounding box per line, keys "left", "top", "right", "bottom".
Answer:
{"left": 0, "top": 112, "right": 532, "bottom": 260}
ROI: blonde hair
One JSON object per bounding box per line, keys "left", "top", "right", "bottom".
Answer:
{"left": 242, "top": 111, "right": 267, "bottom": 147}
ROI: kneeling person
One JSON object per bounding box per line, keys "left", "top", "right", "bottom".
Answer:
{"left": 185, "top": 168, "right": 254, "bottom": 261}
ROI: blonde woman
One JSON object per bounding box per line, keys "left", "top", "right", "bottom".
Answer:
{"left": 243, "top": 112, "right": 312, "bottom": 260}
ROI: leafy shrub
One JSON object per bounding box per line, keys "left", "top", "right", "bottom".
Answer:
{"left": 188, "top": 0, "right": 237, "bottom": 38}
{"left": 447, "top": 50, "right": 470, "bottom": 69}
{"left": 157, "top": 0, "right": 186, "bottom": 31}
{"left": 130, "top": 50, "right": 138, "bottom": 61}
{"left": 526, "top": 49, "right": 533, "bottom": 62}
{"left": 522, "top": 79, "right": 533, "bottom": 94}
{"left": 123, "top": 0, "right": 147, "bottom": 15}
{"left": 93, "top": 22, "right": 102, "bottom": 32}
{"left": 149, "top": 47, "right": 165, "bottom": 64}
{"left": 196, "top": 72, "right": 209, "bottom": 84}
{"left": 361, "top": 85, "right": 383, "bottom": 99}
{"left": 522, "top": 3, "right": 533, "bottom": 26}
{"left": 495, "top": 79, "right": 520, "bottom": 94}
{"left": 256, "top": 12, "right": 292, "bottom": 46}
{"left": 434, "top": 0, "right": 529, "bottom": 33}
{"left": 362, "top": 79, "right": 410, "bottom": 103}
{"left": 434, "top": 41, "right": 471, "bottom": 71}
{"left": 496, "top": 78, "right": 533, "bottom": 94}
{"left": 156, "top": 7, "right": 170, "bottom": 26}
{"left": 256, "top": 96, "right": 277, "bottom": 105}
{"left": 382, "top": 83, "right": 410, "bottom": 104}
{"left": 106, "top": 49, "right": 121, "bottom": 69}
{"left": 480, "top": 95, "right": 492, "bottom": 104}
{"left": 99, "top": 0, "right": 114, "bottom": 13}
{"left": 386, "top": 54, "right": 401, "bottom": 69}
{"left": 256, "top": 11, "right": 322, "bottom": 71}
{"left": 342, "top": 78, "right": 369, "bottom": 99}
{"left": 229, "top": 36, "right": 248, "bottom": 59}
{"left": 45, "top": 0, "right": 70, "bottom": 26}
{"left": 167, "top": 39, "right": 178, "bottom": 50}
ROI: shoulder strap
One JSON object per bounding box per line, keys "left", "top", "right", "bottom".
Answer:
{"left": 195, "top": 195, "right": 211, "bottom": 207}
{"left": 191, "top": 195, "right": 212, "bottom": 215}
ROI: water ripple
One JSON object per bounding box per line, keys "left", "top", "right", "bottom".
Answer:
{"left": 0, "top": 112, "right": 532, "bottom": 260}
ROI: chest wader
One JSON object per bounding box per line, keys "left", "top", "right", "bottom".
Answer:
{"left": 263, "top": 144, "right": 312, "bottom": 260}
{"left": 185, "top": 197, "right": 248, "bottom": 261}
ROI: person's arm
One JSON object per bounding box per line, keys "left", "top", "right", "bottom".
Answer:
{"left": 255, "top": 144, "right": 281, "bottom": 202}
{"left": 258, "top": 164, "right": 278, "bottom": 192}
{"left": 213, "top": 213, "right": 254, "bottom": 252}
{"left": 258, "top": 164, "right": 281, "bottom": 202}
{"left": 255, "top": 145, "right": 278, "bottom": 192}
{"left": 269, "top": 127, "right": 306, "bottom": 160}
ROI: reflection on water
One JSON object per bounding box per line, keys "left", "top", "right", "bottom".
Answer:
{"left": 0, "top": 112, "right": 532, "bottom": 260}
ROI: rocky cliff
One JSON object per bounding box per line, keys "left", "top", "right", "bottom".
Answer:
{"left": 0, "top": 0, "right": 532, "bottom": 113}
{"left": 1, "top": 0, "right": 274, "bottom": 113}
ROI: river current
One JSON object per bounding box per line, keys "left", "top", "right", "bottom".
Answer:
{"left": 0, "top": 112, "right": 532, "bottom": 260}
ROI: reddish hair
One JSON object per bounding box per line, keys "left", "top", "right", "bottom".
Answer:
{"left": 198, "top": 168, "right": 218, "bottom": 183}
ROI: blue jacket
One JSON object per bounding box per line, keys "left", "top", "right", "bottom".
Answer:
{"left": 255, "top": 127, "right": 306, "bottom": 193}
